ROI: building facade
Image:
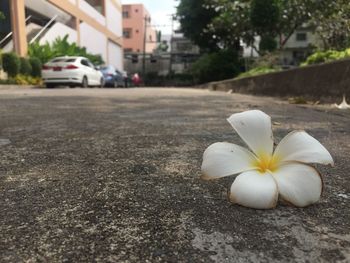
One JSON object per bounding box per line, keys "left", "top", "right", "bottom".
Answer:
{"left": 123, "top": 33, "right": 200, "bottom": 76}
{"left": 280, "top": 26, "right": 318, "bottom": 66}
{"left": 0, "top": 0, "right": 123, "bottom": 69}
{"left": 122, "top": 4, "right": 157, "bottom": 54}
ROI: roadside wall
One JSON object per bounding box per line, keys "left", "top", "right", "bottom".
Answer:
{"left": 200, "top": 58, "right": 350, "bottom": 99}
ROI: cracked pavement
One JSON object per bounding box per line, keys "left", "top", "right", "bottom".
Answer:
{"left": 0, "top": 88, "right": 349, "bottom": 262}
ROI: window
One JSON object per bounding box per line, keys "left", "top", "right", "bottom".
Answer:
{"left": 122, "top": 11, "right": 129, "bottom": 18}
{"left": 296, "top": 33, "right": 307, "bottom": 41}
{"left": 85, "top": 0, "right": 104, "bottom": 15}
{"left": 124, "top": 48, "right": 133, "bottom": 53}
{"left": 123, "top": 29, "right": 132, "bottom": 39}
{"left": 87, "top": 60, "right": 94, "bottom": 68}
{"left": 135, "top": 9, "right": 139, "bottom": 13}
{"left": 81, "top": 59, "right": 90, "bottom": 67}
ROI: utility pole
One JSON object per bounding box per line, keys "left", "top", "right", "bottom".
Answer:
{"left": 142, "top": 16, "right": 150, "bottom": 78}
{"left": 168, "top": 14, "right": 175, "bottom": 75}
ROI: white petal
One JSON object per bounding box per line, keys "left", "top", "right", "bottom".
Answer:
{"left": 229, "top": 171, "right": 278, "bottom": 209}
{"left": 274, "top": 131, "right": 334, "bottom": 166}
{"left": 272, "top": 163, "right": 322, "bottom": 207}
{"left": 227, "top": 110, "right": 274, "bottom": 157}
{"left": 201, "top": 142, "right": 257, "bottom": 180}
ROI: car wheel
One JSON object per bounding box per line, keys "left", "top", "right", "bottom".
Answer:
{"left": 46, "top": 83, "right": 55, "bottom": 89}
{"left": 81, "top": 76, "right": 88, "bottom": 88}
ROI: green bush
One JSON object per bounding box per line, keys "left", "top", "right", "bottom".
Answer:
{"left": 191, "top": 49, "right": 241, "bottom": 84}
{"left": 236, "top": 66, "right": 281, "bottom": 78}
{"left": 0, "top": 78, "right": 17, "bottom": 85}
{"left": 301, "top": 49, "right": 350, "bottom": 66}
{"left": 28, "top": 35, "right": 104, "bottom": 65}
{"left": 13, "top": 74, "right": 42, "bottom": 85}
{"left": 29, "top": 57, "right": 42, "bottom": 77}
{"left": 19, "top": 57, "right": 32, "bottom": 75}
{"left": 2, "top": 52, "right": 20, "bottom": 77}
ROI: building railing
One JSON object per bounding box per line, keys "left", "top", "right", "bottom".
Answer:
{"left": 30, "top": 15, "right": 58, "bottom": 44}
{"left": 0, "top": 15, "right": 32, "bottom": 47}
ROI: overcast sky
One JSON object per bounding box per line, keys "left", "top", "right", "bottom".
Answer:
{"left": 121, "top": 0, "right": 179, "bottom": 35}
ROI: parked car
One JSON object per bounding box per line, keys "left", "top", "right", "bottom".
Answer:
{"left": 100, "top": 65, "right": 124, "bottom": 88}
{"left": 42, "top": 56, "right": 104, "bottom": 88}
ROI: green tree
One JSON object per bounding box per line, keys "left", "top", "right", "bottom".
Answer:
{"left": 311, "top": 0, "right": 350, "bottom": 50}
{"left": 191, "top": 49, "right": 241, "bottom": 83}
{"left": 177, "top": 0, "right": 220, "bottom": 51}
{"left": 204, "top": 0, "right": 346, "bottom": 51}
{"left": 250, "top": 0, "right": 280, "bottom": 36}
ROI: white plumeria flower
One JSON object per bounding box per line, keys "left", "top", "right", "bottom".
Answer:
{"left": 201, "top": 110, "right": 334, "bottom": 209}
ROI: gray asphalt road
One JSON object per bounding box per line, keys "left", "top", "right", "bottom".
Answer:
{"left": 0, "top": 88, "right": 349, "bottom": 262}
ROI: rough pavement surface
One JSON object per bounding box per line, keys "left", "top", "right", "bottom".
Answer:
{"left": 0, "top": 88, "right": 349, "bottom": 262}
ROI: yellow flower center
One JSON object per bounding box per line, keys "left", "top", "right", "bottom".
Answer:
{"left": 252, "top": 153, "right": 279, "bottom": 173}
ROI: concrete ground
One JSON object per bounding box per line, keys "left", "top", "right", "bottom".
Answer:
{"left": 0, "top": 87, "right": 349, "bottom": 262}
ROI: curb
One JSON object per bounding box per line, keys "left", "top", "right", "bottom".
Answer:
{"left": 0, "top": 85, "right": 42, "bottom": 90}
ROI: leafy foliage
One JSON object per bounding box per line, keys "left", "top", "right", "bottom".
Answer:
{"left": 13, "top": 74, "right": 42, "bottom": 85}
{"left": 2, "top": 52, "right": 20, "bottom": 77}
{"left": 29, "top": 57, "right": 42, "bottom": 77}
{"left": 250, "top": 0, "right": 279, "bottom": 36}
{"left": 156, "top": 41, "right": 169, "bottom": 52}
{"left": 28, "top": 35, "right": 104, "bottom": 65}
{"left": 19, "top": 57, "right": 32, "bottom": 75}
{"left": 191, "top": 49, "right": 241, "bottom": 83}
{"left": 301, "top": 49, "right": 350, "bottom": 66}
{"left": 312, "top": 0, "right": 350, "bottom": 50}
{"left": 178, "top": 0, "right": 350, "bottom": 52}
{"left": 259, "top": 36, "right": 277, "bottom": 52}
{"left": 177, "top": 0, "right": 220, "bottom": 51}
{"left": 237, "top": 66, "right": 280, "bottom": 78}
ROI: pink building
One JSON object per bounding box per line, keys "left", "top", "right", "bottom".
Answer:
{"left": 122, "top": 4, "right": 157, "bottom": 53}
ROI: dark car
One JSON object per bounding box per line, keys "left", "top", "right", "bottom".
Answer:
{"left": 100, "top": 65, "right": 124, "bottom": 87}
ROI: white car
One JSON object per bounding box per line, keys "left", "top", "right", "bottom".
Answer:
{"left": 41, "top": 56, "right": 104, "bottom": 88}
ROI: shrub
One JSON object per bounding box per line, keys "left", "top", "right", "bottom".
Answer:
{"left": 301, "top": 49, "right": 350, "bottom": 66}
{"left": 19, "top": 57, "right": 32, "bottom": 75}
{"left": 0, "top": 78, "right": 17, "bottom": 85}
{"left": 2, "top": 52, "right": 20, "bottom": 77}
{"left": 29, "top": 57, "right": 42, "bottom": 77}
{"left": 13, "top": 74, "right": 42, "bottom": 85}
{"left": 28, "top": 35, "right": 104, "bottom": 65}
{"left": 236, "top": 66, "right": 281, "bottom": 79}
{"left": 191, "top": 49, "right": 241, "bottom": 84}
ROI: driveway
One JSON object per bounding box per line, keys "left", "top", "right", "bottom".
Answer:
{"left": 0, "top": 88, "right": 349, "bottom": 262}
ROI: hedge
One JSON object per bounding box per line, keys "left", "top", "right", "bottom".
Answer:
{"left": 2, "top": 52, "right": 20, "bottom": 77}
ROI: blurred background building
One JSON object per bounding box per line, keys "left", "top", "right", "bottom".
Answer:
{"left": 122, "top": 4, "right": 157, "bottom": 54}
{"left": 0, "top": 0, "right": 123, "bottom": 69}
